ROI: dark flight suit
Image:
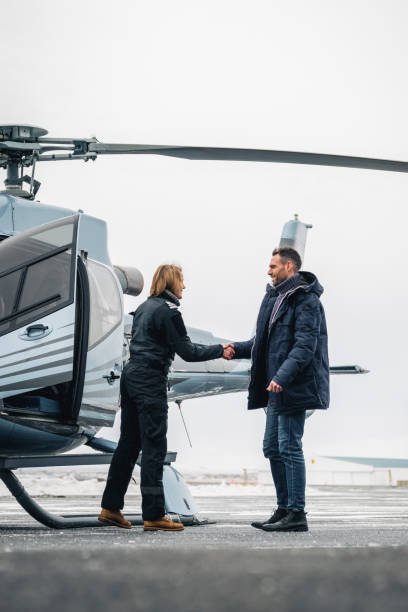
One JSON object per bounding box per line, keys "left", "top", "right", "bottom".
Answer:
{"left": 101, "top": 290, "right": 223, "bottom": 520}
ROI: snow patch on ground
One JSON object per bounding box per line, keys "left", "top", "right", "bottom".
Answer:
{"left": 0, "top": 471, "right": 109, "bottom": 497}
{"left": 187, "top": 483, "right": 331, "bottom": 497}
{"left": 0, "top": 469, "right": 335, "bottom": 498}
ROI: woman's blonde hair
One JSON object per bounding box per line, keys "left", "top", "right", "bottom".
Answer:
{"left": 149, "top": 264, "right": 183, "bottom": 297}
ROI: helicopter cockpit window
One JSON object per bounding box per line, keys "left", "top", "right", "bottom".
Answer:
{"left": 0, "top": 218, "right": 77, "bottom": 273}
{"left": 87, "top": 259, "right": 122, "bottom": 349}
{"left": 0, "top": 217, "right": 77, "bottom": 337}
{"left": 33, "top": 224, "right": 76, "bottom": 248}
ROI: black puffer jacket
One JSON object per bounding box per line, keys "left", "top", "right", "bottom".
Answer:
{"left": 234, "top": 272, "right": 329, "bottom": 413}
{"left": 129, "top": 290, "right": 223, "bottom": 375}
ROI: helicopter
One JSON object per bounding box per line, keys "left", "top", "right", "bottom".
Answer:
{"left": 0, "top": 124, "right": 377, "bottom": 528}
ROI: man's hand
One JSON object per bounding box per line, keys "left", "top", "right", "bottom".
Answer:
{"left": 223, "top": 343, "right": 235, "bottom": 360}
{"left": 267, "top": 380, "right": 283, "bottom": 393}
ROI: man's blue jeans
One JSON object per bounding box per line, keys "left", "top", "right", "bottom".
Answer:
{"left": 263, "top": 404, "right": 306, "bottom": 511}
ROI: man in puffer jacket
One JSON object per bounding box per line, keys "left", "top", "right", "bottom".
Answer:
{"left": 229, "top": 247, "right": 329, "bottom": 532}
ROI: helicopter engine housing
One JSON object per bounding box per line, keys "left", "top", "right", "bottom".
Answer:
{"left": 113, "top": 265, "right": 144, "bottom": 296}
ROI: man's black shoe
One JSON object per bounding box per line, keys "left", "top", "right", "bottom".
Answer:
{"left": 251, "top": 507, "right": 288, "bottom": 530}
{"left": 260, "top": 510, "right": 308, "bottom": 532}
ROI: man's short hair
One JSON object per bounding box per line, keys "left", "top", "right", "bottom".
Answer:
{"left": 272, "top": 247, "right": 302, "bottom": 271}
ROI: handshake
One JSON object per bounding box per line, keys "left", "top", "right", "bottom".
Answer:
{"left": 222, "top": 343, "right": 235, "bottom": 360}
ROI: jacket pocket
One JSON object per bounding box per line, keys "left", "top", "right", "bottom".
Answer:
{"left": 281, "top": 375, "right": 319, "bottom": 410}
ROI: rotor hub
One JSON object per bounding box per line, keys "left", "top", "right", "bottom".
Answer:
{"left": 0, "top": 125, "right": 48, "bottom": 142}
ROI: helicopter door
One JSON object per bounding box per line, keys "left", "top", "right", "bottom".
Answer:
{"left": 0, "top": 215, "right": 81, "bottom": 419}
{"left": 77, "top": 258, "right": 123, "bottom": 428}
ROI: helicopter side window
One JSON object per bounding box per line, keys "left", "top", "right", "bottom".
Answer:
{"left": 0, "top": 270, "right": 22, "bottom": 320}
{"left": 14, "top": 251, "right": 73, "bottom": 329}
{"left": 19, "top": 251, "right": 71, "bottom": 311}
{"left": 0, "top": 217, "right": 77, "bottom": 337}
{"left": 87, "top": 259, "right": 122, "bottom": 349}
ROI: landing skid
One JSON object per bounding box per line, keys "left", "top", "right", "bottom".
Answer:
{"left": 0, "top": 468, "right": 143, "bottom": 528}
{"left": 0, "top": 449, "right": 212, "bottom": 529}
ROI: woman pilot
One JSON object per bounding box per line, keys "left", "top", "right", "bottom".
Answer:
{"left": 99, "top": 264, "right": 231, "bottom": 531}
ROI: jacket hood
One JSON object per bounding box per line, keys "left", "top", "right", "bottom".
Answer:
{"left": 298, "top": 271, "right": 324, "bottom": 297}
{"left": 265, "top": 271, "right": 324, "bottom": 298}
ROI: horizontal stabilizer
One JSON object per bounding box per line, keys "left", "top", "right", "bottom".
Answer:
{"left": 329, "top": 365, "right": 369, "bottom": 374}
{"left": 327, "top": 456, "right": 408, "bottom": 468}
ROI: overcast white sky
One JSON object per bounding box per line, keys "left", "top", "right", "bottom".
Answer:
{"left": 1, "top": 0, "right": 408, "bottom": 471}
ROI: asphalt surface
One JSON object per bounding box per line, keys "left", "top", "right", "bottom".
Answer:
{"left": 0, "top": 486, "right": 407, "bottom": 611}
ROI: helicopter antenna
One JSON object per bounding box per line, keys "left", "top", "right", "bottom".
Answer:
{"left": 175, "top": 400, "right": 193, "bottom": 448}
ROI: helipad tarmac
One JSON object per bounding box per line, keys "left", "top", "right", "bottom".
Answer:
{"left": 0, "top": 486, "right": 407, "bottom": 611}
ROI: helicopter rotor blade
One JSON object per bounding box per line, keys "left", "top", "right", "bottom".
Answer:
{"left": 87, "top": 143, "right": 408, "bottom": 173}
{"left": 2, "top": 127, "right": 408, "bottom": 174}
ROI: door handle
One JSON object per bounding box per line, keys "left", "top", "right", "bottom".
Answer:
{"left": 27, "top": 324, "right": 48, "bottom": 333}
{"left": 103, "top": 370, "right": 121, "bottom": 385}
{"left": 20, "top": 324, "right": 52, "bottom": 340}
